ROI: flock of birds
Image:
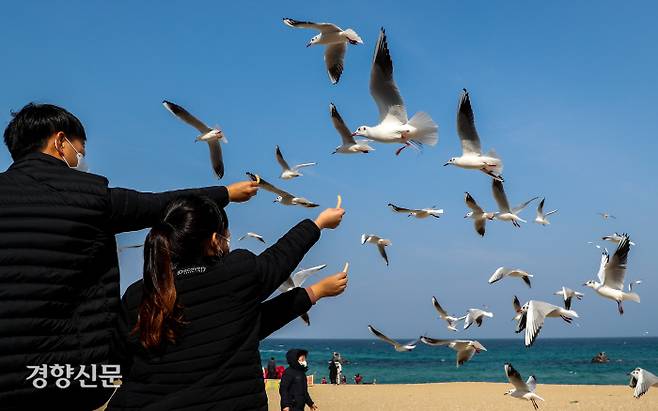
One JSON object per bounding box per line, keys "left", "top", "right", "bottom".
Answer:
{"left": 138, "top": 17, "right": 655, "bottom": 408}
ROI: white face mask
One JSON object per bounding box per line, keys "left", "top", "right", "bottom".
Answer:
{"left": 59, "top": 137, "right": 89, "bottom": 172}
{"left": 299, "top": 360, "right": 307, "bottom": 367}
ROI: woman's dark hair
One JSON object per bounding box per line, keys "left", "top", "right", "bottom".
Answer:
{"left": 132, "top": 195, "right": 229, "bottom": 350}
{"left": 3, "top": 102, "right": 87, "bottom": 160}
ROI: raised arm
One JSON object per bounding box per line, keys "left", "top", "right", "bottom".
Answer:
{"left": 259, "top": 287, "right": 315, "bottom": 339}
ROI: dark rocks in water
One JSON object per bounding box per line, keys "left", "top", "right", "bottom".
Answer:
{"left": 591, "top": 352, "right": 610, "bottom": 363}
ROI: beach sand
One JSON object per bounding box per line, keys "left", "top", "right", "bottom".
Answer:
{"left": 266, "top": 382, "right": 657, "bottom": 410}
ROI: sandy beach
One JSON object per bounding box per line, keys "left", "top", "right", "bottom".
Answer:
{"left": 266, "top": 382, "right": 657, "bottom": 410}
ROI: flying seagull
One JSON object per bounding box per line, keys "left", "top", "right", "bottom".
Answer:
{"left": 504, "top": 363, "right": 544, "bottom": 410}
{"left": 162, "top": 100, "right": 226, "bottom": 179}
{"left": 488, "top": 267, "right": 533, "bottom": 288}
{"left": 598, "top": 212, "right": 616, "bottom": 220}
{"left": 275, "top": 145, "right": 316, "bottom": 179}
{"left": 352, "top": 28, "right": 438, "bottom": 156}
{"left": 388, "top": 203, "right": 444, "bottom": 219}
{"left": 238, "top": 232, "right": 265, "bottom": 243}
{"left": 420, "top": 337, "right": 487, "bottom": 367}
{"left": 629, "top": 280, "right": 642, "bottom": 292}
{"left": 553, "top": 286, "right": 584, "bottom": 310}
{"left": 534, "top": 198, "right": 557, "bottom": 225}
{"left": 628, "top": 368, "right": 658, "bottom": 398}
{"left": 464, "top": 192, "right": 494, "bottom": 237}
{"left": 278, "top": 264, "right": 327, "bottom": 326}
{"left": 463, "top": 308, "right": 494, "bottom": 330}
{"left": 584, "top": 234, "right": 639, "bottom": 314}
{"left": 282, "top": 18, "right": 363, "bottom": 84}
{"left": 444, "top": 89, "right": 503, "bottom": 181}
{"left": 329, "top": 103, "right": 374, "bottom": 154}
{"left": 246, "top": 172, "right": 319, "bottom": 208}
{"left": 431, "top": 296, "right": 463, "bottom": 332}
{"left": 118, "top": 244, "right": 143, "bottom": 253}
{"left": 361, "top": 234, "right": 391, "bottom": 266}
{"left": 516, "top": 300, "right": 578, "bottom": 347}
{"left": 602, "top": 233, "right": 636, "bottom": 246}
{"left": 368, "top": 325, "right": 418, "bottom": 352}
{"left": 492, "top": 179, "right": 538, "bottom": 228}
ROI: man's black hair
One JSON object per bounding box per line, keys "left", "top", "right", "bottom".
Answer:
{"left": 3, "top": 102, "right": 86, "bottom": 160}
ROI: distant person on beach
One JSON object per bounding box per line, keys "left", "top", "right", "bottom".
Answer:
{"left": 328, "top": 360, "right": 338, "bottom": 384}
{"left": 280, "top": 349, "right": 318, "bottom": 411}
{"left": 268, "top": 357, "right": 279, "bottom": 379}
{"left": 336, "top": 362, "right": 344, "bottom": 385}
{"left": 108, "top": 195, "right": 347, "bottom": 410}
{"left": 321, "top": 377, "right": 327, "bottom": 384}
{"left": 354, "top": 374, "right": 363, "bottom": 384}
{"left": 0, "top": 103, "right": 257, "bottom": 411}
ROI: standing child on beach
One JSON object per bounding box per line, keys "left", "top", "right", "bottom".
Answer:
{"left": 280, "top": 349, "right": 317, "bottom": 411}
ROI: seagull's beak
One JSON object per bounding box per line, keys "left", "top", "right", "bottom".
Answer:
{"left": 463, "top": 214, "right": 469, "bottom": 219}
{"left": 503, "top": 392, "right": 509, "bottom": 396}
{"left": 272, "top": 200, "right": 277, "bottom": 203}
{"left": 331, "top": 151, "right": 336, "bottom": 155}
{"left": 351, "top": 132, "right": 358, "bottom": 137}
{"left": 582, "top": 282, "right": 588, "bottom": 286}
{"left": 306, "top": 42, "right": 312, "bottom": 48}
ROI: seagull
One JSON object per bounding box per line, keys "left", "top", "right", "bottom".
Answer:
{"left": 512, "top": 296, "right": 526, "bottom": 334}
{"left": 361, "top": 234, "right": 391, "bottom": 266}
{"left": 534, "top": 198, "right": 557, "bottom": 225}
{"left": 463, "top": 308, "right": 494, "bottom": 330}
{"left": 504, "top": 363, "right": 544, "bottom": 410}
{"left": 352, "top": 28, "right": 438, "bottom": 156}
{"left": 387, "top": 203, "right": 443, "bottom": 219}
{"left": 246, "top": 172, "right": 319, "bottom": 208}
{"left": 492, "top": 179, "right": 538, "bottom": 228}
{"left": 464, "top": 192, "right": 495, "bottom": 237}
{"left": 238, "top": 232, "right": 265, "bottom": 243}
{"left": 162, "top": 100, "right": 226, "bottom": 179}
{"left": 282, "top": 18, "right": 363, "bottom": 84}
{"left": 278, "top": 264, "right": 327, "bottom": 326}
{"left": 602, "top": 233, "right": 636, "bottom": 246}
{"left": 488, "top": 267, "right": 533, "bottom": 288}
{"left": 367, "top": 325, "right": 418, "bottom": 352}
{"left": 420, "top": 337, "right": 487, "bottom": 367}
{"left": 118, "top": 244, "right": 143, "bottom": 253}
{"left": 553, "top": 286, "right": 584, "bottom": 310}
{"left": 275, "top": 145, "right": 316, "bottom": 179}
{"left": 329, "top": 103, "right": 375, "bottom": 154}
{"left": 444, "top": 89, "right": 503, "bottom": 181}
{"left": 584, "top": 234, "right": 639, "bottom": 314}
{"left": 629, "top": 280, "right": 643, "bottom": 292}
{"left": 516, "top": 300, "right": 578, "bottom": 347}
{"left": 431, "top": 296, "right": 463, "bottom": 332}
{"left": 628, "top": 368, "right": 658, "bottom": 398}
{"left": 598, "top": 212, "right": 616, "bottom": 220}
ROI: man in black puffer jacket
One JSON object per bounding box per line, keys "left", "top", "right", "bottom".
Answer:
{"left": 0, "top": 102, "right": 258, "bottom": 410}
{"left": 280, "top": 349, "right": 316, "bottom": 411}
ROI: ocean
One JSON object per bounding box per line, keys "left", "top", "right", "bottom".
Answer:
{"left": 261, "top": 337, "right": 658, "bottom": 385}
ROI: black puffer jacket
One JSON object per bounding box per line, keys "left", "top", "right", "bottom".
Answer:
{"left": 279, "top": 349, "right": 313, "bottom": 411}
{"left": 108, "top": 219, "right": 321, "bottom": 411}
{"left": 0, "top": 152, "right": 230, "bottom": 410}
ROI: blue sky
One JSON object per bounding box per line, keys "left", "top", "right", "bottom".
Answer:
{"left": 1, "top": 1, "right": 657, "bottom": 340}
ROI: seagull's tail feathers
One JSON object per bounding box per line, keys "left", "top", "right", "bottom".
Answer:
{"left": 342, "top": 29, "right": 363, "bottom": 44}
{"left": 408, "top": 112, "right": 438, "bottom": 146}
{"left": 624, "top": 292, "right": 641, "bottom": 303}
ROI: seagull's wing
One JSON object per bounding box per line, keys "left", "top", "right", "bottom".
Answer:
{"left": 388, "top": 203, "right": 415, "bottom": 214}
{"left": 603, "top": 235, "right": 630, "bottom": 290}
{"left": 282, "top": 18, "right": 341, "bottom": 33}
{"left": 325, "top": 43, "right": 346, "bottom": 84}
{"left": 249, "top": 233, "right": 266, "bottom": 243}
{"left": 419, "top": 336, "right": 452, "bottom": 347}
{"left": 513, "top": 296, "right": 523, "bottom": 314}
{"left": 536, "top": 198, "right": 545, "bottom": 218}
{"left": 300, "top": 312, "right": 310, "bottom": 326}
{"left": 370, "top": 28, "right": 405, "bottom": 122}
{"left": 492, "top": 179, "right": 511, "bottom": 213}
{"left": 292, "top": 162, "right": 316, "bottom": 171}
{"left": 207, "top": 139, "right": 224, "bottom": 179}
{"left": 463, "top": 310, "right": 476, "bottom": 330}
{"left": 505, "top": 363, "right": 529, "bottom": 391}
{"left": 275, "top": 145, "right": 291, "bottom": 171}
{"left": 368, "top": 325, "right": 400, "bottom": 347}
{"left": 635, "top": 369, "right": 658, "bottom": 398}
{"left": 456, "top": 347, "right": 476, "bottom": 366}
{"left": 377, "top": 242, "right": 390, "bottom": 266}
{"left": 292, "top": 264, "right": 328, "bottom": 287}
{"left": 330, "top": 103, "right": 356, "bottom": 145}
{"left": 525, "top": 301, "right": 559, "bottom": 347}
{"left": 545, "top": 209, "right": 558, "bottom": 217}
{"left": 277, "top": 277, "right": 296, "bottom": 293}
{"left": 464, "top": 192, "right": 484, "bottom": 213}
{"left": 456, "top": 89, "right": 482, "bottom": 155}
{"left": 432, "top": 296, "right": 449, "bottom": 320}
{"left": 162, "top": 100, "right": 211, "bottom": 133}
{"left": 596, "top": 249, "right": 610, "bottom": 284}
{"left": 246, "top": 172, "right": 291, "bottom": 198}
{"left": 488, "top": 267, "right": 507, "bottom": 284}
{"left": 512, "top": 197, "right": 540, "bottom": 214}
{"left": 474, "top": 219, "right": 486, "bottom": 237}
{"left": 526, "top": 375, "right": 537, "bottom": 392}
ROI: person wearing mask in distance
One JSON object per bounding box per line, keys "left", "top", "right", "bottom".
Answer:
{"left": 0, "top": 103, "right": 258, "bottom": 411}
{"left": 108, "top": 195, "right": 347, "bottom": 410}
{"left": 280, "top": 349, "right": 317, "bottom": 411}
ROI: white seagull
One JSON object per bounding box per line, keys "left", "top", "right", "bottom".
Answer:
{"left": 492, "top": 179, "right": 538, "bottom": 228}
{"left": 388, "top": 203, "right": 443, "bottom": 219}
{"left": 628, "top": 368, "right": 658, "bottom": 399}
{"left": 534, "top": 198, "right": 557, "bottom": 225}
{"left": 163, "top": 100, "right": 226, "bottom": 179}
{"left": 282, "top": 18, "right": 363, "bottom": 84}
{"left": 278, "top": 264, "right": 327, "bottom": 326}
{"left": 504, "top": 363, "right": 544, "bottom": 410}
{"left": 516, "top": 300, "right": 578, "bottom": 347}
{"left": 247, "top": 172, "right": 319, "bottom": 208}
{"left": 352, "top": 28, "right": 438, "bottom": 156}
{"left": 584, "top": 234, "right": 639, "bottom": 314}
{"left": 444, "top": 89, "right": 503, "bottom": 181}
{"left": 238, "top": 232, "right": 265, "bottom": 243}
{"left": 598, "top": 212, "right": 616, "bottom": 220}
{"left": 488, "top": 267, "right": 533, "bottom": 288}
{"left": 464, "top": 192, "right": 495, "bottom": 237}
{"left": 361, "top": 234, "right": 392, "bottom": 266}
{"left": 602, "top": 232, "right": 636, "bottom": 246}
{"left": 329, "top": 103, "right": 374, "bottom": 154}
{"left": 463, "top": 308, "right": 494, "bottom": 330}
{"left": 368, "top": 325, "right": 418, "bottom": 352}
{"left": 553, "top": 286, "right": 584, "bottom": 310}
{"left": 431, "top": 296, "right": 463, "bottom": 332}
{"left": 420, "top": 337, "right": 487, "bottom": 367}
{"left": 629, "top": 280, "right": 643, "bottom": 292}
{"left": 275, "top": 145, "right": 316, "bottom": 179}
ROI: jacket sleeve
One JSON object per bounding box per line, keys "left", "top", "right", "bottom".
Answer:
{"left": 254, "top": 219, "right": 321, "bottom": 300}
{"left": 279, "top": 369, "right": 294, "bottom": 409}
{"left": 108, "top": 186, "right": 229, "bottom": 233}
{"left": 305, "top": 389, "right": 314, "bottom": 407}
{"left": 259, "top": 287, "right": 313, "bottom": 340}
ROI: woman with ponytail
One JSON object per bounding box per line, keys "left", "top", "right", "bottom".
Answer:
{"left": 109, "top": 195, "right": 346, "bottom": 411}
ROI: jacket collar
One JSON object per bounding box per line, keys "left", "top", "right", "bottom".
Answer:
{"left": 8, "top": 151, "right": 68, "bottom": 171}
